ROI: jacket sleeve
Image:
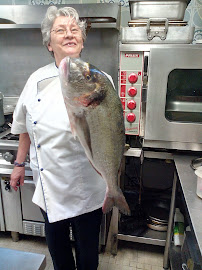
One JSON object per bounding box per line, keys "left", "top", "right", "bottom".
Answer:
{"left": 11, "top": 80, "right": 30, "bottom": 135}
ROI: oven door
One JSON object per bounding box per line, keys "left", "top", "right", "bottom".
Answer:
{"left": 0, "top": 182, "right": 5, "bottom": 231}
{"left": 144, "top": 46, "right": 202, "bottom": 151}
{"left": 20, "top": 179, "right": 44, "bottom": 222}
{"left": 20, "top": 179, "right": 45, "bottom": 237}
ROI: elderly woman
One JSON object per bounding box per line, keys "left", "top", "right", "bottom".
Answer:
{"left": 10, "top": 6, "right": 108, "bottom": 270}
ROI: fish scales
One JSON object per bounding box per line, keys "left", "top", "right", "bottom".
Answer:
{"left": 85, "top": 91, "right": 124, "bottom": 171}
{"left": 59, "top": 57, "right": 130, "bottom": 215}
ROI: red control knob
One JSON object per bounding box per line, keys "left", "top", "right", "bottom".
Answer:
{"left": 127, "top": 87, "right": 137, "bottom": 97}
{"left": 126, "top": 113, "right": 136, "bottom": 123}
{"left": 128, "top": 73, "right": 138, "bottom": 84}
{"left": 127, "top": 100, "right": 136, "bottom": 110}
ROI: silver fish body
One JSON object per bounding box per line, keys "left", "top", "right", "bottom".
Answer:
{"left": 59, "top": 57, "right": 130, "bottom": 215}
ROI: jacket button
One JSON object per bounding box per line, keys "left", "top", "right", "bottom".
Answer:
{"left": 40, "top": 168, "right": 44, "bottom": 171}
{"left": 34, "top": 121, "right": 37, "bottom": 124}
{"left": 37, "top": 144, "right": 41, "bottom": 148}
{"left": 38, "top": 99, "right": 41, "bottom": 102}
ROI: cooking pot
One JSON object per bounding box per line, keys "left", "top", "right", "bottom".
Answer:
{"left": 129, "top": 0, "right": 190, "bottom": 21}
{"left": 142, "top": 199, "right": 170, "bottom": 221}
{"left": 142, "top": 198, "right": 170, "bottom": 231}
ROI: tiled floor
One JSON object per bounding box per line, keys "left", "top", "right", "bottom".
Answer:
{"left": 0, "top": 231, "right": 164, "bottom": 270}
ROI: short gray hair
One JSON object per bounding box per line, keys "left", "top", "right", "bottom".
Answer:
{"left": 41, "top": 6, "right": 86, "bottom": 57}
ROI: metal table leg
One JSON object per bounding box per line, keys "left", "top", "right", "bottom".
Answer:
{"left": 105, "top": 207, "right": 119, "bottom": 255}
{"left": 11, "top": 231, "right": 19, "bottom": 242}
{"left": 163, "top": 171, "right": 178, "bottom": 269}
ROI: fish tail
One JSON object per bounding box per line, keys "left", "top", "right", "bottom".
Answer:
{"left": 102, "top": 187, "right": 131, "bottom": 216}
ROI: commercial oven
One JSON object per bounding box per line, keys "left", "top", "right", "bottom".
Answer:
{"left": 0, "top": 154, "right": 43, "bottom": 240}
{"left": 119, "top": 22, "right": 202, "bottom": 151}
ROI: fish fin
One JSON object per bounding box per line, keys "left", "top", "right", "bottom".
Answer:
{"left": 64, "top": 98, "right": 93, "bottom": 158}
{"left": 102, "top": 187, "right": 131, "bottom": 216}
{"left": 69, "top": 118, "right": 77, "bottom": 139}
{"left": 74, "top": 114, "right": 93, "bottom": 160}
{"left": 64, "top": 97, "right": 94, "bottom": 160}
{"left": 64, "top": 97, "right": 77, "bottom": 138}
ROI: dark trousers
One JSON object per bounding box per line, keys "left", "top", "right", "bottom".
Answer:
{"left": 41, "top": 208, "right": 103, "bottom": 270}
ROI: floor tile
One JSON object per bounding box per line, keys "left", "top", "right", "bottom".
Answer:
{"left": 0, "top": 232, "right": 164, "bottom": 270}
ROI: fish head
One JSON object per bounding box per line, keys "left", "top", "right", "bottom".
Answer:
{"left": 59, "top": 57, "right": 107, "bottom": 108}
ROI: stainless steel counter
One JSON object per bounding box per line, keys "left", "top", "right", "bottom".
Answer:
{"left": 174, "top": 154, "right": 202, "bottom": 257}
{"left": 0, "top": 247, "right": 46, "bottom": 270}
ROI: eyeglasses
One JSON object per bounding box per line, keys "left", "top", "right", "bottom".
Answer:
{"left": 50, "top": 27, "right": 80, "bottom": 37}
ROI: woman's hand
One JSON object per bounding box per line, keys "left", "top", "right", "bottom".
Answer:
{"left": 10, "top": 167, "right": 25, "bottom": 191}
{"left": 10, "top": 132, "right": 30, "bottom": 191}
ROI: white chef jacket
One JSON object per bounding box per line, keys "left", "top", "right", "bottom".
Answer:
{"left": 11, "top": 62, "right": 107, "bottom": 223}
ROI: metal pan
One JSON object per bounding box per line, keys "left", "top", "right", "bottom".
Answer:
{"left": 129, "top": 0, "right": 189, "bottom": 21}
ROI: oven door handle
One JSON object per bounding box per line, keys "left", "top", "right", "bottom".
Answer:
{"left": 23, "top": 179, "right": 34, "bottom": 185}
{"left": 142, "top": 54, "right": 149, "bottom": 103}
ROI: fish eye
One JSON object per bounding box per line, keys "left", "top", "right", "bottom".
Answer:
{"left": 86, "top": 74, "right": 91, "bottom": 80}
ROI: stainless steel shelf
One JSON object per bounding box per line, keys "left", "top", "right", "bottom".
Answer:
{"left": 124, "top": 147, "right": 174, "bottom": 159}
{"left": 0, "top": 4, "right": 120, "bottom": 26}
{"left": 0, "top": 24, "right": 41, "bottom": 29}
{"left": 91, "top": 22, "right": 118, "bottom": 29}
{"left": 0, "top": 23, "right": 118, "bottom": 30}
{"left": 124, "top": 147, "right": 142, "bottom": 157}
{"left": 118, "top": 228, "right": 167, "bottom": 246}
{"left": 174, "top": 155, "right": 202, "bottom": 258}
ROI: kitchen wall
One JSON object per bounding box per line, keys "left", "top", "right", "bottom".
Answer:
{"left": 184, "top": 0, "right": 202, "bottom": 43}
{"left": 0, "top": 0, "right": 201, "bottom": 43}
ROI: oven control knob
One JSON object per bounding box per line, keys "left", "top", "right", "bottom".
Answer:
{"left": 128, "top": 73, "right": 138, "bottom": 84}
{"left": 128, "top": 87, "right": 137, "bottom": 97}
{"left": 3, "top": 152, "right": 14, "bottom": 162}
{"left": 127, "top": 100, "right": 136, "bottom": 110}
{"left": 126, "top": 113, "right": 136, "bottom": 123}
{"left": 4, "top": 180, "right": 10, "bottom": 191}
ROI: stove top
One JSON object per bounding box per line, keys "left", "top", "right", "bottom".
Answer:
{"left": 0, "top": 117, "right": 19, "bottom": 140}
{"left": 0, "top": 129, "right": 19, "bottom": 140}
{"left": 0, "top": 124, "right": 19, "bottom": 151}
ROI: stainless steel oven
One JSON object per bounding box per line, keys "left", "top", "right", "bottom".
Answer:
{"left": 20, "top": 179, "right": 45, "bottom": 237}
{"left": 0, "top": 151, "right": 45, "bottom": 239}
{"left": 144, "top": 45, "right": 202, "bottom": 151}
{"left": 119, "top": 31, "right": 202, "bottom": 151}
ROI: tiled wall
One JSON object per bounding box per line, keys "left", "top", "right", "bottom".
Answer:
{"left": 184, "top": 0, "right": 202, "bottom": 42}
{"left": 1, "top": 0, "right": 201, "bottom": 42}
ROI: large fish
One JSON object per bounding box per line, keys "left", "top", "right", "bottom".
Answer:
{"left": 59, "top": 57, "right": 130, "bottom": 216}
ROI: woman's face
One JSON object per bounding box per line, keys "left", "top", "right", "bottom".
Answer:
{"left": 48, "top": 16, "right": 84, "bottom": 66}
